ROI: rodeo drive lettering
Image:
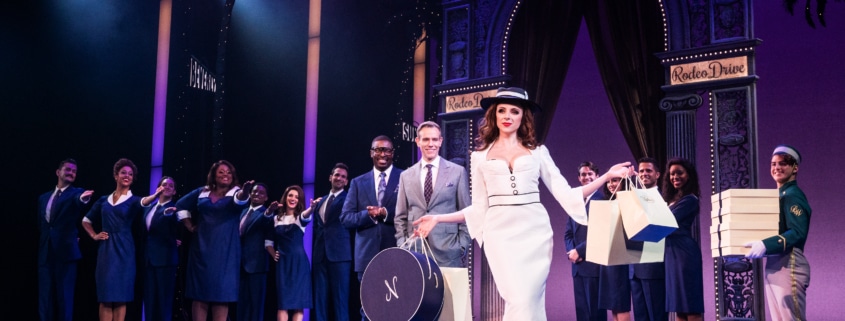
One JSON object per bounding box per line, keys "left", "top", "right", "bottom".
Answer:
{"left": 669, "top": 56, "right": 748, "bottom": 85}
{"left": 445, "top": 89, "right": 497, "bottom": 113}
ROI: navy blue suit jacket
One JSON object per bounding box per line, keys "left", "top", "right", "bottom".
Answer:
{"left": 38, "top": 186, "right": 87, "bottom": 265}
{"left": 340, "top": 168, "right": 403, "bottom": 272}
{"left": 312, "top": 190, "right": 352, "bottom": 263}
{"left": 564, "top": 190, "right": 604, "bottom": 277}
{"left": 240, "top": 205, "right": 271, "bottom": 274}
{"left": 138, "top": 200, "right": 180, "bottom": 267}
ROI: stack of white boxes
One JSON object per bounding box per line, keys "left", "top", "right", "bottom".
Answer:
{"left": 709, "top": 189, "right": 779, "bottom": 257}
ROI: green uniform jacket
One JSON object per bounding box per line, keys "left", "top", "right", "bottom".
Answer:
{"left": 763, "top": 180, "right": 811, "bottom": 254}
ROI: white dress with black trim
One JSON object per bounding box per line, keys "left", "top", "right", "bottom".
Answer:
{"left": 463, "top": 144, "right": 587, "bottom": 321}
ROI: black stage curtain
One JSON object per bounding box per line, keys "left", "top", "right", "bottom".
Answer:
{"left": 507, "top": 0, "right": 586, "bottom": 144}
{"left": 584, "top": 0, "right": 667, "bottom": 163}
{"left": 509, "top": 0, "right": 667, "bottom": 163}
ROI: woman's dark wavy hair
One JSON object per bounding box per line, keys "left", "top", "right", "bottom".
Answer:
{"left": 661, "top": 157, "right": 700, "bottom": 203}
{"left": 603, "top": 177, "right": 630, "bottom": 200}
{"left": 205, "top": 160, "right": 240, "bottom": 191}
{"left": 112, "top": 158, "right": 138, "bottom": 179}
{"left": 277, "top": 185, "right": 305, "bottom": 219}
{"left": 475, "top": 102, "right": 538, "bottom": 151}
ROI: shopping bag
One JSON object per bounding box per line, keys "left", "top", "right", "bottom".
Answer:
{"left": 438, "top": 267, "right": 471, "bottom": 321}
{"left": 616, "top": 178, "right": 677, "bottom": 242}
{"left": 360, "top": 238, "right": 444, "bottom": 321}
{"left": 586, "top": 200, "right": 664, "bottom": 266}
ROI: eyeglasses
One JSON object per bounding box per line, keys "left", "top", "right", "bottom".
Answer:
{"left": 371, "top": 147, "right": 395, "bottom": 154}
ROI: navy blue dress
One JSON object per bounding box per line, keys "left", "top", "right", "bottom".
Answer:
{"left": 272, "top": 215, "right": 313, "bottom": 309}
{"left": 599, "top": 264, "right": 631, "bottom": 311}
{"left": 664, "top": 194, "right": 704, "bottom": 313}
{"left": 86, "top": 193, "right": 143, "bottom": 302}
{"left": 176, "top": 187, "right": 247, "bottom": 302}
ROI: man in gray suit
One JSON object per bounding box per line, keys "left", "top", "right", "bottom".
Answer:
{"left": 394, "top": 121, "right": 471, "bottom": 267}
{"left": 394, "top": 121, "right": 472, "bottom": 320}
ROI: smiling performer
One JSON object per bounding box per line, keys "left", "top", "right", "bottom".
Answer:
{"left": 340, "top": 135, "right": 403, "bottom": 321}
{"left": 413, "top": 87, "right": 632, "bottom": 321}
{"left": 661, "top": 158, "right": 704, "bottom": 321}
{"left": 311, "top": 163, "right": 352, "bottom": 321}
{"left": 266, "top": 185, "right": 315, "bottom": 321}
{"left": 745, "top": 145, "right": 812, "bottom": 321}
{"left": 82, "top": 158, "right": 156, "bottom": 321}
{"left": 236, "top": 183, "right": 273, "bottom": 321}
{"left": 394, "top": 121, "right": 471, "bottom": 320}
{"left": 39, "top": 158, "right": 94, "bottom": 321}
{"left": 138, "top": 176, "right": 181, "bottom": 321}
{"left": 173, "top": 160, "right": 253, "bottom": 321}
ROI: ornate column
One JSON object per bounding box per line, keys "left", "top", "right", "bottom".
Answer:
{"left": 661, "top": 93, "right": 703, "bottom": 162}
{"left": 657, "top": 0, "right": 765, "bottom": 318}
{"left": 710, "top": 84, "right": 765, "bottom": 320}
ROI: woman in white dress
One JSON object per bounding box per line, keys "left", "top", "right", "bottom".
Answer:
{"left": 414, "top": 87, "right": 631, "bottom": 321}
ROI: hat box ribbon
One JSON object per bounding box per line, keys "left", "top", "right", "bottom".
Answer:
{"left": 360, "top": 236, "right": 445, "bottom": 321}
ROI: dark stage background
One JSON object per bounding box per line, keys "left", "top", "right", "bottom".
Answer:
{"left": 3, "top": 1, "right": 843, "bottom": 320}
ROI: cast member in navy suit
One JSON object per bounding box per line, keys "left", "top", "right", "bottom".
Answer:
{"left": 137, "top": 176, "right": 180, "bottom": 321}
{"left": 311, "top": 163, "right": 352, "bottom": 321}
{"left": 38, "top": 158, "right": 93, "bottom": 321}
{"left": 82, "top": 158, "right": 150, "bottom": 321}
{"left": 235, "top": 183, "right": 272, "bottom": 321}
{"left": 630, "top": 158, "right": 666, "bottom": 321}
{"left": 565, "top": 161, "right": 607, "bottom": 321}
{"left": 340, "top": 135, "right": 403, "bottom": 321}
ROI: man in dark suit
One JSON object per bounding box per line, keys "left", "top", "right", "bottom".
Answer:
{"left": 340, "top": 135, "right": 403, "bottom": 321}
{"left": 136, "top": 176, "right": 180, "bottom": 321}
{"left": 235, "top": 183, "right": 271, "bottom": 321}
{"left": 37, "top": 158, "right": 93, "bottom": 321}
{"left": 630, "top": 157, "right": 667, "bottom": 321}
{"left": 394, "top": 121, "right": 472, "bottom": 320}
{"left": 311, "top": 163, "right": 352, "bottom": 321}
{"left": 565, "top": 161, "right": 607, "bottom": 321}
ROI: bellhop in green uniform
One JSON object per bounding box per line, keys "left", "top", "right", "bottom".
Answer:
{"left": 745, "top": 145, "right": 812, "bottom": 321}
{"left": 762, "top": 180, "right": 811, "bottom": 254}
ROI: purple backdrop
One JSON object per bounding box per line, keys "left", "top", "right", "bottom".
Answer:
{"left": 541, "top": 3, "right": 844, "bottom": 320}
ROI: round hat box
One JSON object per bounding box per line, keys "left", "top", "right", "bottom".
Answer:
{"left": 360, "top": 248, "right": 444, "bottom": 321}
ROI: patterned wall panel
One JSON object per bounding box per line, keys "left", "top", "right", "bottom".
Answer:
{"left": 445, "top": 5, "right": 470, "bottom": 82}
{"left": 688, "top": 0, "right": 711, "bottom": 47}
{"left": 715, "top": 256, "right": 762, "bottom": 319}
{"left": 713, "top": 87, "right": 755, "bottom": 190}
{"left": 712, "top": 0, "right": 747, "bottom": 42}
{"left": 443, "top": 119, "right": 471, "bottom": 167}
{"left": 472, "top": 0, "right": 495, "bottom": 78}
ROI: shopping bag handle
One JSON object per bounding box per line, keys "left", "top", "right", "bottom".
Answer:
{"left": 612, "top": 174, "right": 646, "bottom": 200}
{"left": 400, "top": 235, "right": 439, "bottom": 283}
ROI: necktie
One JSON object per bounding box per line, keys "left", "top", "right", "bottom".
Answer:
{"left": 147, "top": 204, "right": 160, "bottom": 231}
{"left": 377, "top": 171, "right": 386, "bottom": 207}
{"left": 321, "top": 194, "right": 336, "bottom": 223}
{"left": 424, "top": 164, "right": 434, "bottom": 205}
{"left": 46, "top": 188, "right": 62, "bottom": 223}
{"left": 239, "top": 208, "right": 254, "bottom": 235}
